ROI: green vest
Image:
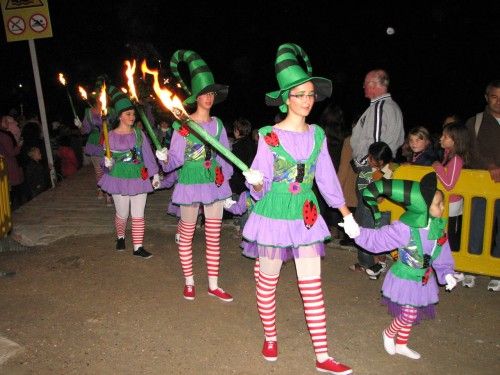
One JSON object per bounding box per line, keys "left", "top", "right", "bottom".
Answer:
{"left": 108, "top": 127, "right": 146, "bottom": 179}
{"left": 252, "top": 125, "right": 325, "bottom": 224}
{"left": 173, "top": 118, "right": 223, "bottom": 185}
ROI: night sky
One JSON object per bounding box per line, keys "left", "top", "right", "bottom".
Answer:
{"left": 1, "top": 0, "right": 499, "bottom": 132}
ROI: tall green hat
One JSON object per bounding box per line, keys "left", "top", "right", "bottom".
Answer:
{"left": 170, "top": 49, "right": 228, "bottom": 107}
{"left": 107, "top": 85, "right": 134, "bottom": 117}
{"left": 362, "top": 172, "right": 438, "bottom": 228}
{"left": 265, "top": 43, "right": 332, "bottom": 111}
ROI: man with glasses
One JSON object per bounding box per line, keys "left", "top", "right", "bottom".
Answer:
{"left": 349, "top": 69, "right": 405, "bottom": 279}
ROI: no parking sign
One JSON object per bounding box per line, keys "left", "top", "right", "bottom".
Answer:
{"left": 1, "top": 0, "right": 52, "bottom": 42}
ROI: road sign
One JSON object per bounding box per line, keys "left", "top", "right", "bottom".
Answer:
{"left": 1, "top": 0, "right": 52, "bottom": 42}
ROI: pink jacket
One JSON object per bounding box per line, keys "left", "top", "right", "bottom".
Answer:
{"left": 433, "top": 151, "right": 463, "bottom": 204}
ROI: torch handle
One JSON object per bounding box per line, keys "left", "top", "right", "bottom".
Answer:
{"left": 137, "top": 106, "right": 162, "bottom": 151}
{"left": 186, "top": 119, "right": 249, "bottom": 172}
{"left": 66, "top": 88, "right": 78, "bottom": 119}
{"left": 102, "top": 117, "right": 111, "bottom": 159}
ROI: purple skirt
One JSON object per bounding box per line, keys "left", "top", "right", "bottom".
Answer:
{"left": 98, "top": 174, "right": 153, "bottom": 195}
{"left": 172, "top": 181, "right": 231, "bottom": 205}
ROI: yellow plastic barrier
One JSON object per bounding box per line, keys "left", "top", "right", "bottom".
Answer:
{"left": 0, "top": 156, "right": 12, "bottom": 239}
{"left": 378, "top": 165, "right": 500, "bottom": 277}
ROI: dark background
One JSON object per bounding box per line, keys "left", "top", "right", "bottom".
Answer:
{"left": 1, "top": 0, "right": 499, "bottom": 132}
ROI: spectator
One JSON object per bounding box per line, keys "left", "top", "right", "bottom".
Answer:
{"left": 406, "top": 126, "right": 438, "bottom": 166}
{"left": 56, "top": 135, "right": 78, "bottom": 178}
{"left": 24, "top": 146, "right": 50, "bottom": 199}
{"left": 229, "top": 117, "right": 257, "bottom": 195}
{"left": 464, "top": 79, "right": 500, "bottom": 291}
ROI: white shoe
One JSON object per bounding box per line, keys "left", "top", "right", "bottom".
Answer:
{"left": 462, "top": 275, "right": 476, "bottom": 288}
{"left": 382, "top": 331, "right": 395, "bottom": 355}
{"left": 395, "top": 344, "right": 421, "bottom": 359}
{"left": 487, "top": 279, "right": 500, "bottom": 292}
{"left": 453, "top": 272, "right": 465, "bottom": 282}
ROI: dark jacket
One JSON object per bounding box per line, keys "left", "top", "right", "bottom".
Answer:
{"left": 229, "top": 136, "right": 257, "bottom": 194}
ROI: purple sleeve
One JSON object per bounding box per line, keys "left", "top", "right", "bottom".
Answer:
{"left": 162, "top": 130, "right": 186, "bottom": 173}
{"left": 355, "top": 221, "right": 410, "bottom": 252}
{"left": 81, "top": 115, "right": 92, "bottom": 135}
{"left": 246, "top": 135, "right": 273, "bottom": 200}
{"left": 315, "top": 140, "right": 346, "bottom": 208}
{"left": 140, "top": 131, "right": 158, "bottom": 175}
{"left": 431, "top": 240, "right": 455, "bottom": 284}
{"left": 216, "top": 126, "right": 234, "bottom": 179}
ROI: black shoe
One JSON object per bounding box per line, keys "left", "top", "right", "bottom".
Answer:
{"left": 116, "top": 237, "right": 126, "bottom": 251}
{"left": 133, "top": 247, "right": 153, "bottom": 259}
{"left": 366, "top": 262, "right": 387, "bottom": 279}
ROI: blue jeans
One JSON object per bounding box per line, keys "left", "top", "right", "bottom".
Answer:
{"left": 469, "top": 198, "right": 500, "bottom": 257}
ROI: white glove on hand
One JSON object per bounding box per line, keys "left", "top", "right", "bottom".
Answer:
{"left": 445, "top": 273, "right": 457, "bottom": 291}
{"left": 155, "top": 147, "right": 168, "bottom": 162}
{"left": 104, "top": 156, "right": 114, "bottom": 169}
{"left": 338, "top": 213, "right": 361, "bottom": 238}
{"left": 152, "top": 174, "right": 161, "bottom": 190}
{"left": 243, "top": 169, "right": 264, "bottom": 186}
{"left": 223, "top": 197, "right": 237, "bottom": 209}
{"left": 74, "top": 117, "right": 82, "bottom": 128}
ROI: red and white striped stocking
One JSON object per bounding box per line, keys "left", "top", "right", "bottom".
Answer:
{"left": 205, "top": 218, "right": 222, "bottom": 278}
{"left": 298, "top": 277, "right": 328, "bottom": 357}
{"left": 131, "top": 217, "right": 145, "bottom": 249}
{"left": 178, "top": 219, "right": 196, "bottom": 278}
{"left": 114, "top": 214, "right": 127, "bottom": 239}
{"left": 257, "top": 272, "right": 279, "bottom": 341}
{"left": 384, "top": 305, "right": 417, "bottom": 344}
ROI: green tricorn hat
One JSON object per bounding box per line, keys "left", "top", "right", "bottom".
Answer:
{"left": 107, "top": 84, "right": 135, "bottom": 120}
{"left": 362, "top": 172, "right": 438, "bottom": 228}
{"left": 265, "top": 43, "right": 332, "bottom": 110}
{"left": 170, "top": 49, "right": 229, "bottom": 107}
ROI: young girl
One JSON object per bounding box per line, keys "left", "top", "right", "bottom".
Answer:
{"left": 242, "top": 43, "right": 359, "bottom": 375}
{"left": 432, "top": 122, "right": 470, "bottom": 253}
{"left": 98, "top": 86, "right": 160, "bottom": 258}
{"left": 352, "top": 173, "right": 458, "bottom": 359}
{"left": 406, "top": 126, "right": 437, "bottom": 166}
{"left": 160, "top": 50, "right": 234, "bottom": 302}
{"left": 350, "top": 141, "right": 398, "bottom": 280}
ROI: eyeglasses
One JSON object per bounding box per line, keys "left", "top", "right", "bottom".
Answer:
{"left": 203, "top": 92, "right": 217, "bottom": 97}
{"left": 289, "top": 93, "right": 317, "bottom": 101}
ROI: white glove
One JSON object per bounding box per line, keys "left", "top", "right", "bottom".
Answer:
{"left": 74, "top": 117, "right": 82, "bottom": 128}
{"left": 223, "top": 197, "right": 237, "bottom": 209}
{"left": 152, "top": 174, "right": 161, "bottom": 190}
{"left": 445, "top": 273, "right": 458, "bottom": 291}
{"left": 104, "top": 156, "right": 114, "bottom": 169}
{"left": 338, "top": 213, "right": 361, "bottom": 238}
{"left": 155, "top": 147, "right": 168, "bottom": 162}
{"left": 243, "top": 169, "right": 264, "bottom": 186}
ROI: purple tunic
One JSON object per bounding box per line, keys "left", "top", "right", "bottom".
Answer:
{"left": 242, "top": 125, "right": 346, "bottom": 260}
{"left": 162, "top": 117, "right": 233, "bottom": 205}
{"left": 81, "top": 110, "right": 104, "bottom": 157}
{"left": 355, "top": 221, "right": 455, "bottom": 321}
{"left": 98, "top": 130, "right": 159, "bottom": 195}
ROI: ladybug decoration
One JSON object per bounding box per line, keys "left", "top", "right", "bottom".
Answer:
{"left": 302, "top": 200, "right": 318, "bottom": 229}
{"left": 264, "top": 131, "right": 279, "bottom": 147}
{"left": 214, "top": 166, "right": 224, "bottom": 187}
{"left": 140, "top": 166, "right": 149, "bottom": 180}
{"left": 178, "top": 122, "right": 190, "bottom": 137}
{"left": 437, "top": 233, "right": 448, "bottom": 246}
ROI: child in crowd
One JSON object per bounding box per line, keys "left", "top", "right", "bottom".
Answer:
{"left": 56, "top": 135, "right": 78, "bottom": 178}
{"left": 24, "top": 146, "right": 49, "bottom": 199}
{"left": 432, "top": 122, "right": 471, "bottom": 284}
{"left": 406, "top": 126, "right": 438, "bottom": 166}
{"left": 350, "top": 141, "right": 398, "bottom": 279}
{"left": 351, "top": 173, "right": 458, "bottom": 359}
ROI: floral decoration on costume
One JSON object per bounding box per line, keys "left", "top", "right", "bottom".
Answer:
{"left": 178, "top": 122, "right": 190, "bottom": 137}
{"left": 264, "top": 131, "right": 279, "bottom": 147}
{"left": 289, "top": 181, "right": 301, "bottom": 195}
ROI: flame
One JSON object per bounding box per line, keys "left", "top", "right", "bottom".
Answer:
{"left": 141, "top": 60, "right": 187, "bottom": 119}
{"left": 124, "top": 60, "right": 138, "bottom": 102}
{"left": 78, "top": 86, "right": 87, "bottom": 100}
{"left": 58, "top": 73, "right": 66, "bottom": 86}
{"left": 99, "top": 83, "right": 107, "bottom": 116}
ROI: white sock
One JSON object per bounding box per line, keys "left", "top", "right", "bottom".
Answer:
{"left": 133, "top": 244, "right": 141, "bottom": 251}
{"left": 185, "top": 276, "right": 194, "bottom": 286}
{"left": 208, "top": 276, "right": 218, "bottom": 290}
{"left": 395, "top": 344, "right": 421, "bottom": 359}
{"left": 316, "top": 353, "right": 329, "bottom": 363}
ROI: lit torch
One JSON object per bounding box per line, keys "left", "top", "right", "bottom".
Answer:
{"left": 99, "top": 83, "right": 111, "bottom": 159}
{"left": 124, "top": 60, "right": 162, "bottom": 151}
{"left": 141, "top": 61, "right": 249, "bottom": 172}
{"left": 77, "top": 86, "right": 94, "bottom": 108}
{"left": 58, "top": 73, "right": 78, "bottom": 119}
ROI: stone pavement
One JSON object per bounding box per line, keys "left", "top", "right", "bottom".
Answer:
{"left": 10, "top": 164, "right": 178, "bottom": 247}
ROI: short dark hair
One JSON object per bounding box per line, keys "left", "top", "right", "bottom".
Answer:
{"left": 486, "top": 79, "right": 500, "bottom": 95}
{"left": 233, "top": 117, "right": 252, "bottom": 137}
{"left": 368, "top": 141, "right": 393, "bottom": 164}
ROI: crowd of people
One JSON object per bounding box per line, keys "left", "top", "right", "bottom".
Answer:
{"left": 1, "top": 42, "right": 499, "bottom": 374}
